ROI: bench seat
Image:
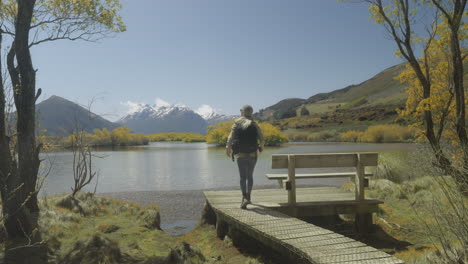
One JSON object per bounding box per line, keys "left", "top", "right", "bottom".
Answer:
{"left": 266, "top": 172, "right": 373, "bottom": 188}
{"left": 265, "top": 172, "right": 373, "bottom": 180}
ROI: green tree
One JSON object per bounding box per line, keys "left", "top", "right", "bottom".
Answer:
{"left": 0, "top": 1, "right": 125, "bottom": 263}
{"left": 300, "top": 106, "right": 310, "bottom": 116}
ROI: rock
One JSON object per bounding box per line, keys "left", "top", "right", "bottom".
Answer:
{"left": 56, "top": 195, "right": 79, "bottom": 211}
{"left": 60, "top": 233, "right": 125, "bottom": 264}
{"left": 245, "top": 258, "right": 263, "bottom": 264}
{"left": 166, "top": 241, "right": 206, "bottom": 264}
{"left": 369, "top": 179, "right": 403, "bottom": 199}
{"left": 137, "top": 209, "right": 161, "bottom": 230}
{"left": 223, "top": 236, "right": 233, "bottom": 248}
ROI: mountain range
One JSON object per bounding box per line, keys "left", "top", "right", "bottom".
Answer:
{"left": 34, "top": 96, "right": 234, "bottom": 136}
{"left": 29, "top": 62, "right": 414, "bottom": 136}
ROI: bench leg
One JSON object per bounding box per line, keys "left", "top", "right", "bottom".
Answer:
{"left": 355, "top": 213, "right": 373, "bottom": 235}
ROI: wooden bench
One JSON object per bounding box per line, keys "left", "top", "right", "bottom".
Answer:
{"left": 266, "top": 152, "right": 379, "bottom": 233}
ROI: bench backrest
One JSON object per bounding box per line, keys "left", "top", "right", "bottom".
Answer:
{"left": 272, "top": 153, "right": 378, "bottom": 169}
{"left": 271, "top": 152, "right": 379, "bottom": 205}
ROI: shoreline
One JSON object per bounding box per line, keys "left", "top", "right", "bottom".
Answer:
{"left": 97, "top": 184, "right": 279, "bottom": 224}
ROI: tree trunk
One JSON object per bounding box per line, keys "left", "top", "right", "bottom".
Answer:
{"left": 1, "top": 0, "right": 47, "bottom": 263}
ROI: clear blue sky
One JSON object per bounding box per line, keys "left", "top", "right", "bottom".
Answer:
{"left": 33, "top": 0, "right": 403, "bottom": 121}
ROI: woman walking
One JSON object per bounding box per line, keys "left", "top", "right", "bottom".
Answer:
{"left": 226, "top": 105, "right": 264, "bottom": 209}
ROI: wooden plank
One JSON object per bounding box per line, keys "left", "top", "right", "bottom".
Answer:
{"left": 303, "top": 241, "right": 368, "bottom": 251}
{"left": 286, "top": 236, "right": 358, "bottom": 247}
{"left": 277, "top": 231, "right": 343, "bottom": 241}
{"left": 318, "top": 256, "right": 404, "bottom": 264}
{"left": 266, "top": 172, "right": 373, "bottom": 179}
{"left": 204, "top": 189, "right": 403, "bottom": 264}
{"left": 256, "top": 223, "right": 316, "bottom": 233}
{"left": 315, "top": 252, "right": 399, "bottom": 263}
{"left": 205, "top": 187, "right": 341, "bottom": 196}
{"left": 208, "top": 193, "right": 356, "bottom": 203}
{"left": 272, "top": 153, "right": 378, "bottom": 169}
{"left": 307, "top": 246, "right": 379, "bottom": 256}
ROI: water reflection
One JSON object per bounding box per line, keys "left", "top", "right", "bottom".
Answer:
{"left": 40, "top": 142, "right": 416, "bottom": 195}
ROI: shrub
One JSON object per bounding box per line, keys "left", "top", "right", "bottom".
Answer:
{"left": 65, "top": 127, "right": 149, "bottom": 147}
{"left": 147, "top": 132, "right": 205, "bottom": 143}
{"left": 299, "top": 106, "right": 310, "bottom": 116}
{"left": 206, "top": 121, "right": 233, "bottom": 146}
{"left": 339, "top": 130, "right": 363, "bottom": 142}
{"left": 342, "top": 97, "right": 367, "bottom": 109}
{"left": 358, "top": 124, "right": 416, "bottom": 143}
{"left": 259, "top": 122, "right": 289, "bottom": 146}
{"left": 288, "top": 133, "right": 308, "bottom": 142}
{"left": 206, "top": 120, "right": 288, "bottom": 147}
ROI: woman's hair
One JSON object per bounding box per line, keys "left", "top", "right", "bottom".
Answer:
{"left": 241, "top": 105, "right": 253, "bottom": 117}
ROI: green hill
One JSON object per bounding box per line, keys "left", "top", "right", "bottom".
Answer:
{"left": 254, "top": 63, "right": 411, "bottom": 141}
{"left": 256, "top": 63, "right": 407, "bottom": 122}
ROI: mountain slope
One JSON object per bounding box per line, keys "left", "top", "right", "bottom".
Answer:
{"left": 256, "top": 63, "right": 407, "bottom": 121}
{"left": 36, "top": 96, "right": 118, "bottom": 136}
{"left": 255, "top": 98, "right": 307, "bottom": 121}
{"left": 306, "top": 64, "right": 407, "bottom": 106}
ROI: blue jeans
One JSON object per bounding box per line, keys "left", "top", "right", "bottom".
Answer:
{"left": 237, "top": 156, "right": 257, "bottom": 199}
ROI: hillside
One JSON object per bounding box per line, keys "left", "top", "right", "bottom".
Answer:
{"left": 36, "top": 96, "right": 119, "bottom": 136}
{"left": 306, "top": 64, "right": 407, "bottom": 106}
{"left": 252, "top": 63, "right": 411, "bottom": 141}
{"left": 256, "top": 63, "right": 407, "bottom": 122}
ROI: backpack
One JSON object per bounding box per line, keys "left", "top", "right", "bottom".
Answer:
{"left": 232, "top": 121, "right": 258, "bottom": 156}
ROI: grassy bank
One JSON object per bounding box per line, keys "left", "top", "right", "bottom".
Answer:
{"left": 343, "top": 150, "right": 468, "bottom": 263}
{"left": 0, "top": 192, "right": 266, "bottom": 264}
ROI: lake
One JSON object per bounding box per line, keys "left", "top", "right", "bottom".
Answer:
{"left": 39, "top": 142, "right": 417, "bottom": 195}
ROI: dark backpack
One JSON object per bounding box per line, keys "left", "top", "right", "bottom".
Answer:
{"left": 232, "top": 121, "right": 258, "bottom": 156}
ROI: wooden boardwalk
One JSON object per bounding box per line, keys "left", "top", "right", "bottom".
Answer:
{"left": 204, "top": 188, "right": 404, "bottom": 264}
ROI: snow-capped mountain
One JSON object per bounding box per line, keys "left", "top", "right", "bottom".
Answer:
{"left": 196, "top": 104, "right": 237, "bottom": 125}
{"left": 120, "top": 103, "right": 192, "bottom": 122}
{"left": 119, "top": 102, "right": 208, "bottom": 134}
{"left": 195, "top": 105, "right": 219, "bottom": 120}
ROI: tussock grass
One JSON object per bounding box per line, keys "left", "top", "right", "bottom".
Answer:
{"left": 357, "top": 149, "right": 468, "bottom": 263}
{"left": 2, "top": 193, "right": 265, "bottom": 264}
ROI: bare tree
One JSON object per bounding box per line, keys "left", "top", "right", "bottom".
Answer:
{"left": 70, "top": 132, "right": 97, "bottom": 198}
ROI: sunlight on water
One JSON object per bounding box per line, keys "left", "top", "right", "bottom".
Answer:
{"left": 39, "top": 142, "right": 416, "bottom": 195}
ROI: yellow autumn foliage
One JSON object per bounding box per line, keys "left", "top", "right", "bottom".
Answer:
{"left": 339, "top": 130, "right": 363, "bottom": 143}
{"left": 395, "top": 19, "right": 468, "bottom": 144}
{"left": 66, "top": 127, "right": 149, "bottom": 147}
{"left": 147, "top": 133, "right": 205, "bottom": 143}
{"left": 339, "top": 125, "right": 416, "bottom": 143}
{"left": 206, "top": 120, "right": 288, "bottom": 147}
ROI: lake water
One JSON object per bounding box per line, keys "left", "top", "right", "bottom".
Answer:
{"left": 40, "top": 142, "right": 417, "bottom": 195}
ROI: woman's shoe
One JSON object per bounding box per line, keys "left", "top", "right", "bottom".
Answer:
{"left": 240, "top": 197, "right": 248, "bottom": 209}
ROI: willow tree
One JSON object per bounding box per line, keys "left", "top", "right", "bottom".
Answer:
{"left": 365, "top": 0, "right": 467, "bottom": 193}
{"left": 0, "top": 0, "right": 125, "bottom": 263}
